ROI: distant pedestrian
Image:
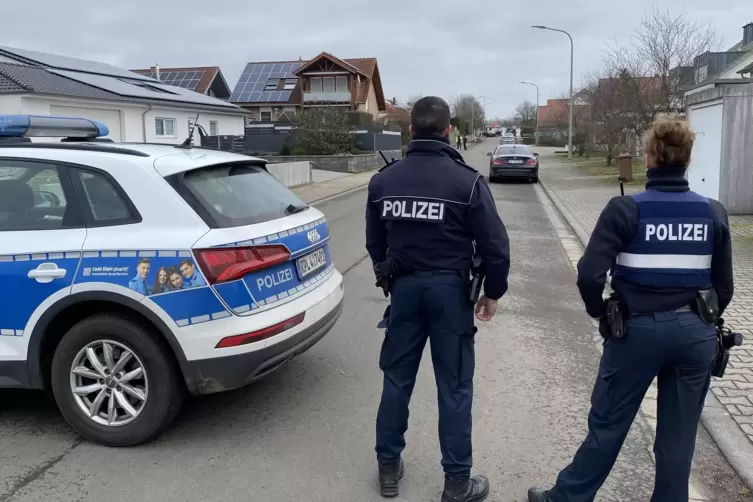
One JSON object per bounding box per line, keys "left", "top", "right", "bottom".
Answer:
{"left": 462, "top": 135, "right": 467, "bottom": 150}
{"left": 456, "top": 134, "right": 462, "bottom": 149}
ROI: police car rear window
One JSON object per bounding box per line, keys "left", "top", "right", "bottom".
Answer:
{"left": 175, "top": 162, "right": 308, "bottom": 228}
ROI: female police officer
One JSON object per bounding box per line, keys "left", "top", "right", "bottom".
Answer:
{"left": 528, "top": 118, "right": 734, "bottom": 502}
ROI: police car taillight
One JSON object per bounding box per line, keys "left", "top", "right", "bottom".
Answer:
{"left": 526, "top": 159, "right": 537, "bottom": 165}
{"left": 215, "top": 312, "right": 306, "bottom": 348}
{"left": 194, "top": 245, "right": 290, "bottom": 284}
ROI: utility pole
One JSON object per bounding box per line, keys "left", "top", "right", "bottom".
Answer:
{"left": 532, "top": 25, "right": 574, "bottom": 159}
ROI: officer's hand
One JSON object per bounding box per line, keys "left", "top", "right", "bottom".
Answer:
{"left": 474, "top": 295, "right": 498, "bottom": 321}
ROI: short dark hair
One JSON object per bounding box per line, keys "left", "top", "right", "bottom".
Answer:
{"left": 179, "top": 259, "right": 193, "bottom": 269}
{"left": 138, "top": 258, "right": 150, "bottom": 265}
{"left": 410, "top": 96, "right": 451, "bottom": 138}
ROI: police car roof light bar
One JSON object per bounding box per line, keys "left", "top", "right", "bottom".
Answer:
{"left": 0, "top": 114, "right": 109, "bottom": 139}
{"left": 194, "top": 245, "right": 291, "bottom": 284}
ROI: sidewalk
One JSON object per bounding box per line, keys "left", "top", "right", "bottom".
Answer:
{"left": 537, "top": 151, "right": 753, "bottom": 489}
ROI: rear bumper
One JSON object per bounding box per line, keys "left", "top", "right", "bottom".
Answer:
{"left": 490, "top": 166, "right": 538, "bottom": 178}
{"left": 185, "top": 293, "right": 343, "bottom": 395}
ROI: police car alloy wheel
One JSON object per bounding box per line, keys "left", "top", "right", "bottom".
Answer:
{"left": 51, "top": 315, "right": 185, "bottom": 447}
{"left": 68, "top": 339, "right": 148, "bottom": 427}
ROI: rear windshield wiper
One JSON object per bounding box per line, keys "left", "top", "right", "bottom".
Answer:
{"left": 286, "top": 203, "right": 310, "bottom": 214}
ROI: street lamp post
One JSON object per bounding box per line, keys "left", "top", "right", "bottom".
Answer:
{"left": 532, "top": 25, "right": 574, "bottom": 160}
{"left": 518, "top": 81, "right": 539, "bottom": 146}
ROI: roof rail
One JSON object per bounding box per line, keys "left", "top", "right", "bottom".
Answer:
{"left": 0, "top": 142, "right": 150, "bottom": 157}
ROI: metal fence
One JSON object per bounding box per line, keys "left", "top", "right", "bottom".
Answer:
{"left": 202, "top": 124, "right": 402, "bottom": 155}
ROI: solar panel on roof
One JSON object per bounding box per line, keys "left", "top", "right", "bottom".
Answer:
{"left": 142, "top": 70, "right": 205, "bottom": 92}
{"left": 230, "top": 61, "right": 302, "bottom": 103}
{"left": 0, "top": 45, "right": 155, "bottom": 81}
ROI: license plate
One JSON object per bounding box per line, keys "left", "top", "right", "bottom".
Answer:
{"left": 507, "top": 160, "right": 523, "bottom": 164}
{"left": 297, "top": 248, "right": 327, "bottom": 278}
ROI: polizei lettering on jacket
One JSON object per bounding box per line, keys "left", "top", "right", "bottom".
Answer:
{"left": 380, "top": 198, "right": 446, "bottom": 223}
{"left": 645, "top": 222, "right": 709, "bottom": 242}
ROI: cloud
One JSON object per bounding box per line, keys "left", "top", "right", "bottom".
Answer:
{"left": 1, "top": 0, "right": 749, "bottom": 117}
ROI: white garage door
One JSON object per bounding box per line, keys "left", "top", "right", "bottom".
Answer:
{"left": 687, "top": 102, "right": 723, "bottom": 200}
{"left": 49, "top": 106, "right": 122, "bottom": 141}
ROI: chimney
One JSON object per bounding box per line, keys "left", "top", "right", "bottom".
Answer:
{"left": 155, "top": 64, "right": 160, "bottom": 81}
{"left": 744, "top": 22, "right": 753, "bottom": 46}
{"left": 392, "top": 97, "right": 396, "bottom": 105}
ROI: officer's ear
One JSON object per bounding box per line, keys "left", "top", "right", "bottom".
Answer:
{"left": 443, "top": 125, "right": 451, "bottom": 138}
{"left": 409, "top": 125, "right": 414, "bottom": 137}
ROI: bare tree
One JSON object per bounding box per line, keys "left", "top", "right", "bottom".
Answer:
{"left": 604, "top": 7, "right": 722, "bottom": 131}
{"left": 580, "top": 69, "right": 629, "bottom": 164}
{"left": 514, "top": 100, "right": 537, "bottom": 124}
{"left": 451, "top": 94, "right": 485, "bottom": 133}
{"left": 293, "top": 107, "right": 357, "bottom": 155}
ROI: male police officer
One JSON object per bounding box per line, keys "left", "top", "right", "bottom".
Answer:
{"left": 366, "top": 96, "right": 511, "bottom": 501}
{"left": 528, "top": 119, "right": 734, "bottom": 502}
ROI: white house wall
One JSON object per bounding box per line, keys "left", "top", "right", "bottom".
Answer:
{"left": 11, "top": 95, "right": 245, "bottom": 145}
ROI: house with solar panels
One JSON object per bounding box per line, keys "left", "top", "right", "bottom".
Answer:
{"left": 230, "top": 52, "right": 386, "bottom": 122}
{"left": 0, "top": 46, "right": 246, "bottom": 144}
{"left": 129, "top": 66, "right": 232, "bottom": 104}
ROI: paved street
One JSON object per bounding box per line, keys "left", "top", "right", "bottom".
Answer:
{"left": 0, "top": 139, "right": 747, "bottom": 501}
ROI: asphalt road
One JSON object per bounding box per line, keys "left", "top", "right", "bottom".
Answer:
{"left": 0, "top": 139, "right": 748, "bottom": 502}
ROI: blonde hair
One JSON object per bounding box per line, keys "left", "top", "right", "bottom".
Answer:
{"left": 642, "top": 118, "right": 695, "bottom": 168}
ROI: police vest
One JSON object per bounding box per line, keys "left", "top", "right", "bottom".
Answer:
{"left": 612, "top": 190, "right": 714, "bottom": 289}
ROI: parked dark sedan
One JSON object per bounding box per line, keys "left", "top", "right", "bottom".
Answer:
{"left": 487, "top": 144, "right": 539, "bottom": 183}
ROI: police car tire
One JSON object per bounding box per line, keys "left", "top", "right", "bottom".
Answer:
{"left": 531, "top": 176, "right": 539, "bottom": 183}
{"left": 50, "top": 314, "right": 185, "bottom": 447}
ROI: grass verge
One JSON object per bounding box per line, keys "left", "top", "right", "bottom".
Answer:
{"left": 555, "top": 152, "right": 647, "bottom": 185}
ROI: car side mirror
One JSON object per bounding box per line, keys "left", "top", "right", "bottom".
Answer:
{"left": 533, "top": 152, "right": 539, "bottom": 157}
{"left": 487, "top": 152, "right": 492, "bottom": 156}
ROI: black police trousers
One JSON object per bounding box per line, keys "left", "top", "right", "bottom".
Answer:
{"left": 549, "top": 310, "right": 717, "bottom": 502}
{"left": 375, "top": 271, "right": 475, "bottom": 480}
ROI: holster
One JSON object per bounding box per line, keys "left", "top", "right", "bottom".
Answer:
{"left": 606, "top": 299, "right": 626, "bottom": 339}
{"left": 693, "top": 288, "right": 720, "bottom": 325}
{"left": 469, "top": 255, "right": 485, "bottom": 303}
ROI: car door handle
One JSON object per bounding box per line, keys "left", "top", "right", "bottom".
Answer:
{"left": 28, "top": 262, "right": 67, "bottom": 283}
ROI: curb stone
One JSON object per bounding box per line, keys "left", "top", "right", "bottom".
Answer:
{"left": 537, "top": 176, "right": 753, "bottom": 491}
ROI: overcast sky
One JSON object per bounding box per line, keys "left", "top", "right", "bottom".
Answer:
{"left": 2, "top": 1, "right": 751, "bottom": 119}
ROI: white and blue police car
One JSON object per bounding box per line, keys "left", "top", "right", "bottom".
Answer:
{"left": 0, "top": 115, "right": 344, "bottom": 446}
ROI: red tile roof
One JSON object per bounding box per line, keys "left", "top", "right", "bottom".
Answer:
{"left": 130, "top": 66, "right": 221, "bottom": 95}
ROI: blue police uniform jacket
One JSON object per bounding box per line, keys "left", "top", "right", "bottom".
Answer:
{"left": 611, "top": 190, "right": 714, "bottom": 289}
{"left": 576, "top": 166, "right": 734, "bottom": 318}
{"left": 365, "top": 137, "right": 511, "bottom": 300}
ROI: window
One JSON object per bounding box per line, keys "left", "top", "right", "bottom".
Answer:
{"left": 264, "top": 78, "right": 279, "bottom": 91}
{"left": 155, "top": 118, "right": 176, "bottom": 137}
{"left": 335, "top": 76, "right": 347, "bottom": 92}
{"left": 283, "top": 78, "right": 297, "bottom": 90}
{"left": 209, "top": 121, "right": 218, "bottom": 136}
{"left": 71, "top": 169, "right": 137, "bottom": 226}
{"left": 322, "top": 76, "right": 335, "bottom": 92}
{"left": 496, "top": 145, "right": 531, "bottom": 155}
{"left": 175, "top": 162, "right": 308, "bottom": 228}
{"left": 260, "top": 111, "right": 272, "bottom": 121}
{"left": 311, "top": 77, "right": 323, "bottom": 93}
{"left": 0, "top": 160, "right": 74, "bottom": 231}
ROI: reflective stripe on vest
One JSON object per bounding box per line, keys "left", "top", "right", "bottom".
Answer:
{"left": 612, "top": 190, "right": 714, "bottom": 289}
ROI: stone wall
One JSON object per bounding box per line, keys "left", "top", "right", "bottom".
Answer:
{"left": 261, "top": 150, "right": 402, "bottom": 173}
{"left": 265, "top": 161, "right": 312, "bottom": 188}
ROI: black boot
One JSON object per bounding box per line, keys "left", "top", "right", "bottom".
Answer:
{"left": 378, "top": 459, "right": 404, "bottom": 498}
{"left": 441, "top": 475, "right": 490, "bottom": 502}
{"left": 527, "top": 487, "right": 552, "bottom": 502}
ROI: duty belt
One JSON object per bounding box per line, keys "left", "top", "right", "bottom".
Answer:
{"left": 629, "top": 305, "right": 693, "bottom": 316}
{"left": 411, "top": 270, "right": 467, "bottom": 277}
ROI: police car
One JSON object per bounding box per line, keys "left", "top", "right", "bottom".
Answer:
{"left": 0, "top": 115, "right": 344, "bottom": 446}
